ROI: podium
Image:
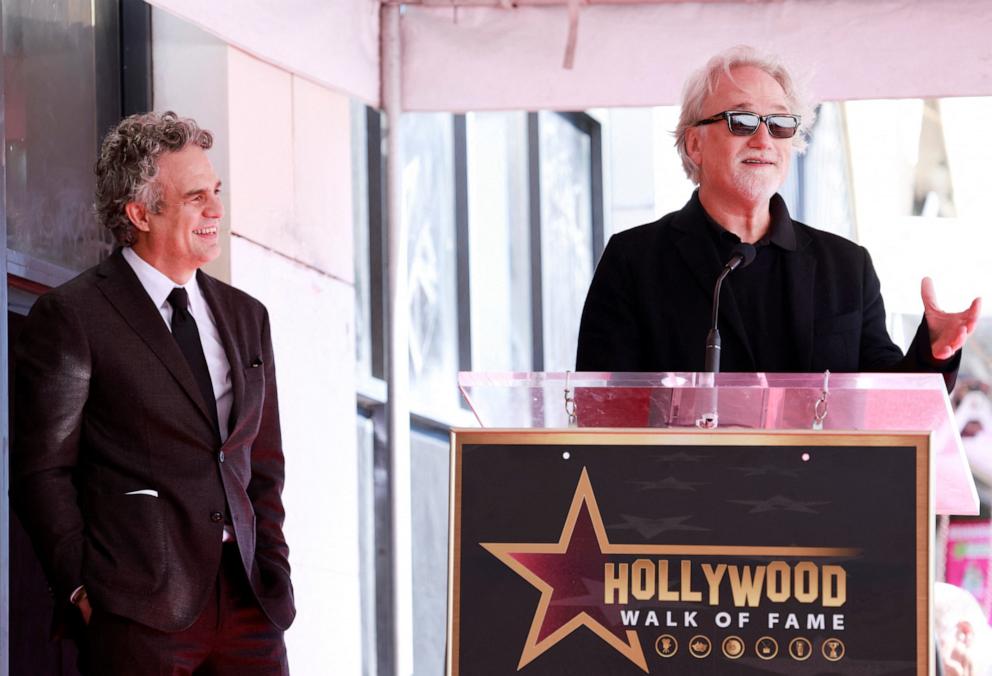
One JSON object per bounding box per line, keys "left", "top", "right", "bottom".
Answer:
{"left": 448, "top": 372, "right": 978, "bottom": 676}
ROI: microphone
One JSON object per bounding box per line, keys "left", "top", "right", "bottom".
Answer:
{"left": 704, "top": 243, "right": 756, "bottom": 373}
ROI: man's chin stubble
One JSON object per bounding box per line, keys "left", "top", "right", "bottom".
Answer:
{"left": 733, "top": 169, "right": 780, "bottom": 203}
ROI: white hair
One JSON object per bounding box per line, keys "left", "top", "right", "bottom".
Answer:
{"left": 674, "top": 46, "right": 816, "bottom": 183}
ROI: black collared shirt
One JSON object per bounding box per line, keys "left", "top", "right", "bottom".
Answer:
{"left": 702, "top": 194, "right": 799, "bottom": 371}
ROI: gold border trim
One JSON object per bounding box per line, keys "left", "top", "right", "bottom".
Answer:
{"left": 446, "top": 429, "right": 932, "bottom": 676}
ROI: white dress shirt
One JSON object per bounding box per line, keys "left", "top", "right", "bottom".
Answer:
{"left": 122, "top": 246, "right": 233, "bottom": 442}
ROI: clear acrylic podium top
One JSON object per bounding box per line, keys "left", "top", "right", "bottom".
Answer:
{"left": 458, "top": 371, "right": 978, "bottom": 515}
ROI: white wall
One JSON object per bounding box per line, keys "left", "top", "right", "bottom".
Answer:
{"left": 600, "top": 106, "right": 694, "bottom": 240}
{"left": 153, "top": 9, "right": 361, "bottom": 674}
{"left": 152, "top": 9, "right": 232, "bottom": 281}
{"left": 847, "top": 99, "right": 992, "bottom": 322}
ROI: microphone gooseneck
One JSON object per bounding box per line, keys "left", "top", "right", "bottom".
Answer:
{"left": 704, "top": 243, "right": 757, "bottom": 373}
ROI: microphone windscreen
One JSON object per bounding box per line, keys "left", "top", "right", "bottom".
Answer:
{"left": 732, "top": 243, "right": 757, "bottom": 269}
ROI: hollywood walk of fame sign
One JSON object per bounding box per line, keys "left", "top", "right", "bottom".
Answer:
{"left": 447, "top": 430, "right": 933, "bottom": 676}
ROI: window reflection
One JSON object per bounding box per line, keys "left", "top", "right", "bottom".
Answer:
{"left": 538, "top": 112, "right": 594, "bottom": 372}
{"left": 402, "top": 113, "right": 459, "bottom": 415}
{"left": 4, "top": 0, "right": 118, "bottom": 274}
{"left": 800, "top": 102, "right": 855, "bottom": 240}
{"left": 352, "top": 102, "right": 373, "bottom": 380}
{"left": 354, "top": 109, "right": 601, "bottom": 416}
{"left": 466, "top": 112, "right": 532, "bottom": 372}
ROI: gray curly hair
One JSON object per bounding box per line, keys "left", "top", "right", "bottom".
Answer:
{"left": 95, "top": 111, "right": 213, "bottom": 246}
{"left": 674, "top": 46, "right": 816, "bottom": 184}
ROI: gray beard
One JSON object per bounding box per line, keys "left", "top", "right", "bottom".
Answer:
{"left": 732, "top": 167, "right": 781, "bottom": 202}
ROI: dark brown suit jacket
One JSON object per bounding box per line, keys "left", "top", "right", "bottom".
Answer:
{"left": 11, "top": 248, "right": 295, "bottom": 633}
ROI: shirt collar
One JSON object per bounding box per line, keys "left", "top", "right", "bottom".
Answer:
{"left": 766, "top": 194, "right": 797, "bottom": 251}
{"left": 121, "top": 246, "right": 206, "bottom": 316}
{"left": 693, "top": 191, "right": 797, "bottom": 252}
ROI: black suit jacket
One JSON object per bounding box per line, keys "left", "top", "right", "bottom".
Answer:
{"left": 576, "top": 193, "right": 957, "bottom": 386}
{"left": 11, "top": 249, "right": 295, "bottom": 633}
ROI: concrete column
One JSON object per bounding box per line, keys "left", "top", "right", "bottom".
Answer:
{"left": 152, "top": 11, "right": 361, "bottom": 674}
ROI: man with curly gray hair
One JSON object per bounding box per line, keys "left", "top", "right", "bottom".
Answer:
{"left": 577, "top": 46, "right": 979, "bottom": 386}
{"left": 11, "top": 111, "right": 294, "bottom": 674}
{"left": 95, "top": 111, "right": 215, "bottom": 247}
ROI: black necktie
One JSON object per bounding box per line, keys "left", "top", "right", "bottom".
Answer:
{"left": 167, "top": 287, "right": 220, "bottom": 436}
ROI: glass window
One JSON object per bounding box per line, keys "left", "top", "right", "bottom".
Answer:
{"left": 353, "top": 102, "right": 373, "bottom": 381}
{"left": 538, "top": 112, "right": 594, "bottom": 372}
{"left": 403, "top": 113, "right": 460, "bottom": 415}
{"left": 799, "top": 103, "right": 855, "bottom": 240}
{"left": 355, "top": 413, "right": 379, "bottom": 675}
{"left": 466, "top": 112, "right": 532, "bottom": 372}
{"left": 4, "top": 0, "right": 120, "bottom": 276}
{"left": 410, "top": 427, "right": 450, "bottom": 675}
{"left": 911, "top": 99, "right": 955, "bottom": 218}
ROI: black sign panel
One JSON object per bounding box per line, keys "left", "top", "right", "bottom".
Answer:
{"left": 448, "top": 430, "right": 931, "bottom": 676}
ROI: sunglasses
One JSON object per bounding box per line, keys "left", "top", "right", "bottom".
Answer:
{"left": 693, "top": 110, "right": 801, "bottom": 139}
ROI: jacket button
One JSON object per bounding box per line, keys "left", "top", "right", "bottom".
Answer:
{"left": 210, "top": 511, "right": 223, "bottom": 523}
{"left": 219, "top": 451, "right": 225, "bottom": 463}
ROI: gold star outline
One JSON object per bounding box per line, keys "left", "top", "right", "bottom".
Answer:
{"left": 481, "top": 467, "right": 649, "bottom": 672}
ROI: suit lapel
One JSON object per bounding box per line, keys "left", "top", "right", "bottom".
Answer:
{"left": 95, "top": 250, "right": 218, "bottom": 430}
{"left": 670, "top": 201, "right": 755, "bottom": 370}
{"left": 783, "top": 226, "right": 816, "bottom": 371}
{"left": 198, "top": 271, "right": 246, "bottom": 440}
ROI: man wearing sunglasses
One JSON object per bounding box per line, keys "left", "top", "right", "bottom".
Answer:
{"left": 576, "top": 46, "right": 979, "bottom": 388}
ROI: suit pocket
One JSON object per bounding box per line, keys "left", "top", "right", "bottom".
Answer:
{"left": 241, "top": 364, "right": 265, "bottom": 410}
{"left": 83, "top": 492, "right": 167, "bottom": 594}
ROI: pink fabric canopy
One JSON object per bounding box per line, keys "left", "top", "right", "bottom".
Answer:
{"left": 144, "top": 0, "right": 381, "bottom": 105}
{"left": 147, "top": 0, "right": 992, "bottom": 111}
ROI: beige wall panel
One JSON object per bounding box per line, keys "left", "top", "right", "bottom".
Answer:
{"left": 291, "top": 77, "right": 355, "bottom": 282}
{"left": 230, "top": 236, "right": 361, "bottom": 674}
{"left": 227, "top": 49, "right": 295, "bottom": 252}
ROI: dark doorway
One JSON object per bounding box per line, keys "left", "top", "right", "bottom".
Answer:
{"left": 8, "top": 308, "right": 81, "bottom": 674}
